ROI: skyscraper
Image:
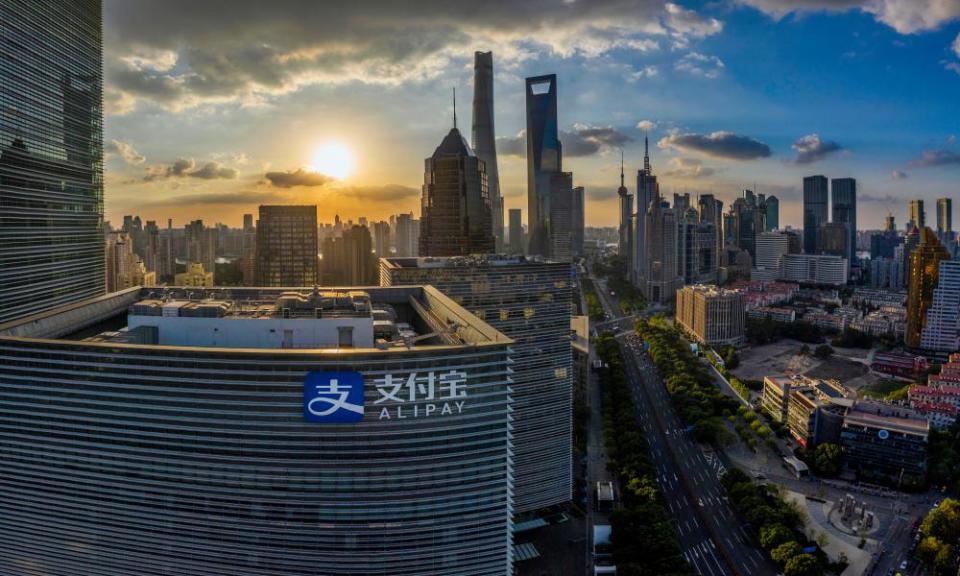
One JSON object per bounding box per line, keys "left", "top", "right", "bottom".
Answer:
{"left": 937, "top": 197, "right": 953, "bottom": 238}
{"left": 699, "top": 194, "right": 724, "bottom": 267}
{"left": 572, "top": 185, "right": 585, "bottom": 257}
{"left": 322, "top": 225, "right": 377, "bottom": 285}
{"left": 508, "top": 208, "right": 524, "bottom": 254}
{"left": 472, "top": 51, "right": 503, "bottom": 250}
{"left": 831, "top": 177, "right": 857, "bottom": 266}
{"left": 0, "top": 0, "right": 104, "bottom": 323}
{"left": 394, "top": 212, "right": 419, "bottom": 257}
{"left": 643, "top": 189, "right": 681, "bottom": 303}
{"left": 906, "top": 227, "right": 950, "bottom": 349}
{"left": 617, "top": 153, "right": 633, "bottom": 259}
{"left": 419, "top": 118, "right": 494, "bottom": 257}
{"left": 255, "top": 205, "right": 318, "bottom": 286}
{"left": 910, "top": 199, "right": 926, "bottom": 230}
{"left": 803, "top": 175, "right": 829, "bottom": 254}
{"left": 525, "top": 74, "right": 574, "bottom": 260}
{"left": 371, "top": 220, "right": 391, "bottom": 258}
{"left": 764, "top": 195, "right": 780, "bottom": 231}
{"left": 920, "top": 260, "right": 960, "bottom": 353}
{"left": 632, "top": 136, "right": 659, "bottom": 284}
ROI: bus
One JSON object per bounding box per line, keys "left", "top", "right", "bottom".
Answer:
{"left": 595, "top": 481, "right": 615, "bottom": 512}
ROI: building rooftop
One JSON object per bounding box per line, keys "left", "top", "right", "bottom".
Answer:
{"left": 844, "top": 401, "right": 929, "bottom": 436}
{"left": 0, "top": 286, "right": 512, "bottom": 353}
{"left": 381, "top": 255, "right": 561, "bottom": 269}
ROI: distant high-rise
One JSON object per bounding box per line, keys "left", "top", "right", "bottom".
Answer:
{"left": 885, "top": 213, "right": 896, "bottom": 232}
{"left": 322, "top": 225, "right": 376, "bottom": 285}
{"left": 642, "top": 189, "right": 681, "bottom": 303}
{"left": 185, "top": 219, "right": 217, "bottom": 278}
{"left": 242, "top": 213, "right": 254, "bottom": 232}
{"left": 831, "top": 177, "right": 857, "bottom": 266}
{"left": 394, "top": 213, "right": 419, "bottom": 257}
{"left": 419, "top": 118, "right": 494, "bottom": 257}
{"left": 371, "top": 220, "right": 391, "bottom": 258}
{"left": 525, "top": 74, "right": 573, "bottom": 260}
{"left": 937, "top": 197, "right": 953, "bottom": 237}
{"left": 910, "top": 199, "right": 926, "bottom": 230}
{"left": 906, "top": 227, "right": 950, "bottom": 349}
{"left": 632, "top": 135, "right": 659, "bottom": 284}
{"left": 255, "top": 205, "right": 318, "bottom": 286}
{"left": 764, "top": 195, "right": 780, "bottom": 231}
{"left": 508, "top": 209, "right": 524, "bottom": 254}
{"left": 803, "top": 175, "right": 829, "bottom": 254}
{"left": 698, "top": 194, "right": 724, "bottom": 266}
{"left": 0, "top": 0, "right": 104, "bottom": 323}
{"left": 572, "top": 186, "right": 585, "bottom": 257}
{"left": 616, "top": 154, "right": 633, "bottom": 259}
{"left": 755, "top": 231, "right": 791, "bottom": 272}
{"left": 673, "top": 192, "right": 691, "bottom": 213}
{"left": 920, "top": 260, "right": 960, "bottom": 353}
{"left": 472, "top": 52, "right": 503, "bottom": 250}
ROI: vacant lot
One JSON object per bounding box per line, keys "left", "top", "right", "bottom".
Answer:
{"left": 733, "top": 340, "right": 819, "bottom": 381}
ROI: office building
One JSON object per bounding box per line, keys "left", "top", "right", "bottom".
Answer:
{"left": 255, "top": 205, "right": 318, "bottom": 286}
{"left": 779, "top": 254, "right": 848, "bottom": 286}
{"left": 910, "top": 199, "right": 926, "bottom": 230}
{"left": 764, "top": 195, "right": 780, "bottom": 232}
{"left": 632, "top": 137, "right": 659, "bottom": 284}
{"left": 920, "top": 261, "right": 960, "bottom": 354}
{"left": 761, "top": 376, "right": 850, "bottom": 449}
{"left": 679, "top": 209, "right": 719, "bottom": 284}
{"left": 381, "top": 255, "right": 572, "bottom": 513}
{"left": 642, "top": 192, "right": 681, "bottom": 303}
{"left": 106, "top": 232, "right": 155, "bottom": 291}
{"left": 673, "top": 192, "right": 691, "bottom": 213}
{"left": 508, "top": 208, "right": 524, "bottom": 254}
{"left": 841, "top": 401, "right": 929, "bottom": 480}
{"left": 755, "top": 231, "right": 791, "bottom": 271}
{"left": 803, "top": 175, "right": 829, "bottom": 254}
{"left": 241, "top": 226, "right": 257, "bottom": 286}
{"left": 819, "top": 222, "right": 851, "bottom": 260}
{"left": 0, "top": 286, "right": 513, "bottom": 574}
{"left": 0, "top": 0, "right": 104, "bottom": 324}
{"left": 675, "top": 284, "right": 746, "bottom": 347}
{"left": 937, "top": 197, "right": 953, "bottom": 240}
{"left": 174, "top": 262, "right": 214, "bottom": 287}
{"left": 831, "top": 178, "right": 857, "bottom": 265}
{"left": 372, "top": 220, "right": 391, "bottom": 258}
{"left": 699, "top": 194, "right": 724, "bottom": 267}
{"left": 184, "top": 219, "right": 217, "bottom": 279}
{"left": 525, "top": 74, "right": 574, "bottom": 261}
{"left": 321, "top": 225, "right": 377, "bottom": 285}
{"left": 572, "top": 185, "right": 585, "bottom": 257}
{"left": 617, "top": 158, "right": 633, "bottom": 259}
{"left": 906, "top": 227, "right": 950, "bottom": 349}
{"left": 394, "top": 212, "right": 420, "bottom": 257}
{"left": 419, "top": 122, "right": 494, "bottom": 257}
{"left": 472, "top": 51, "right": 503, "bottom": 250}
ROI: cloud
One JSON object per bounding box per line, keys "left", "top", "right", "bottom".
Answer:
{"left": 658, "top": 131, "right": 772, "bottom": 160}
{"left": 910, "top": 148, "right": 960, "bottom": 167}
{"left": 104, "top": 139, "right": 145, "bottom": 165}
{"left": 141, "top": 190, "right": 287, "bottom": 207}
{"left": 627, "top": 65, "right": 659, "bottom": 81}
{"left": 738, "top": 0, "right": 960, "bottom": 34}
{"left": 944, "top": 61, "right": 960, "bottom": 75}
{"left": 674, "top": 51, "right": 725, "bottom": 78}
{"left": 891, "top": 169, "right": 908, "bottom": 179}
{"left": 103, "top": 0, "right": 713, "bottom": 113}
{"left": 636, "top": 120, "right": 658, "bottom": 132}
{"left": 497, "top": 124, "right": 634, "bottom": 158}
{"left": 791, "top": 134, "right": 844, "bottom": 164}
{"left": 661, "top": 157, "right": 717, "bottom": 178}
{"left": 954, "top": 32, "right": 960, "bottom": 56}
{"left": 264, "top": 168, "right": 334, "bottom": 188}
{"left": 859, "top": 193, "right": 901, "bottom": 203}
{"left": 664, "top": 2, "right": 724, "bottom": 48}
{"left": 331, "top": 184, "right": 419, "bottom": 202}
{"left": 143, "top": 158, "right": 238, "bottom": 181}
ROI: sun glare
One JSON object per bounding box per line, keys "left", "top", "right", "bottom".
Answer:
{"left": 309, "top": 142, "right": 355, "bottom": 180}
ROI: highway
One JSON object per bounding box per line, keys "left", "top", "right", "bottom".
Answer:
{"left": 589, "top": 272, "right": 776, "bottom": 576}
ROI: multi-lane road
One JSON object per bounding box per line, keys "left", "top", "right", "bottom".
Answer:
{"left": 588, "top": 272, "right": 775, "bottom": 576}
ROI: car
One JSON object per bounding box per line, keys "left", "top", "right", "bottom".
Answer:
{"left": 899, "top": 560, "right": 908, "bottom": 570}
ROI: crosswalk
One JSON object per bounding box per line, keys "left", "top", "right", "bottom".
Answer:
{"left": 702, "top": 450, "right": 726, "bottom": 479}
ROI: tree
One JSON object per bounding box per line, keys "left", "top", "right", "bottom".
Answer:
{"left": 770, "top": 541, "right": 802, "bottom": 566}
{"left": 724, "top": 348, "right": 740, "bottom": 369}
{"left": 799, "top": 344, "right": 811, "bottom": 356}
{"left": 813, "top": 443, "right": 843, "bottom": 477}
{"left": 784, "top": 553, "right": 821, "bottom": 576}
{"left": 921, "top": 499, "right": 960, "bottom": 543}
{"left": 813, "top": 344, "right": 834, "bottom": 360}
{"left": 759, "top": 524, "right": 793, "bottom": 550}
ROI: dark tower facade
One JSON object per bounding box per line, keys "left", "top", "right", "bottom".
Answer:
{"left": 471, "top": 52, "right": 502, "bottom": 251}
{"left": 526, "top": 74, "right": 573, "bottom": 260}
{"left": 419, "top": 122, "right": 494, "bottom": 257}
{"left": 0, "top": 0, "right": 104, "bottom": 323}
{"left": 831, "top": 177, "right": 857, "bottom": 266}
{"left": 803, "top": 175, "right": 829, "bottom": 254}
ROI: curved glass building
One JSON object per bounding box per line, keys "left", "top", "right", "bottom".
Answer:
{"left": 0, "top": 286, "right": 514, "bottom": 575}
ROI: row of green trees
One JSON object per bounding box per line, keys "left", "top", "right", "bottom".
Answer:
{"left": 721, "top": 468, "right": 837, "bottom": 576}
{"left": 916, "top": 499, "right": 960, "bottom": 576}
{"left": 592, "top": 255, "right": 645, "bottom": 314}
{"left": 581, "top": 278, "right": 606, "bottom": 322}
{"left": 635, "top": 317, "right": 740, "bottom": 444}
{"left": 595, "top": 335, "right": 692, "bottom": 575}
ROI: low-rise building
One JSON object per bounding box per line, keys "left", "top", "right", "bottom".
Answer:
{"left": 747, "top": 306, "right": 797, "bottom": 323}
{"left": 851, "top": 288, "right": 907, "bottom": 308}
{"left": 675, "top": 284, "right": 746, "bottom": 347}
{"left": 174, "top": 262, "right": 214, "bottom": 287}
{"left": 871, "top": 352, "right": 929, "bottom": 378}
{"left": 841, "top": 401, "right": 929, "bottom": 479}
{"left": 762, "top": 376, "right": 850, "bottom": 448}
{"left": 780, "top": 254, "right": 848, "bottom": 286}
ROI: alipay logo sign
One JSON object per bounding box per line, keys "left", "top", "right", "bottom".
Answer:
{"left": 304, "top": 371, "right": 364, "bottom": 423}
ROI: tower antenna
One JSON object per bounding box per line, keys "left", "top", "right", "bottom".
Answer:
{"left": 452, "top": 87, "right": 457, "bottom": 130}
{"left": 620, "top": 149, "right": 625, "bottom": 188}
{"left": 643, "top": 131, "right": 651, "bottom": 173}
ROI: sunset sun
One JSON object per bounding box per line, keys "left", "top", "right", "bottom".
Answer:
{"left": 309, "top": 142, "right": 355, "bottom": 180}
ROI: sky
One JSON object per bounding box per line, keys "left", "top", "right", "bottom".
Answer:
{"left": 102, "top": 0, "right": 960, "bottom": 230}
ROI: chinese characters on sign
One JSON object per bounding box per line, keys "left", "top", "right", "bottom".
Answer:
{"left": 374, "top": 370, "right": 468, "bottom": 420}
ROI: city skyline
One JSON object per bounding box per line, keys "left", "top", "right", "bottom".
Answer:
{"left": 101, "top": 1, "right": 960, "bottom": 230}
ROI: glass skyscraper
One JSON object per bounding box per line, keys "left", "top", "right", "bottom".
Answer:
{"left": 0, "top": 0, "right": 104, "bottom": 323}
{"left": 802, "top": 175, "right": 828, "bottom": 254}
{"left": 831, "top": 177, "right": 857, "bottom": 265}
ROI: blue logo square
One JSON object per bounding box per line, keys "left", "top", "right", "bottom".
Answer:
{"left": 304, "top": 371, "right": 365, "bottom": 423}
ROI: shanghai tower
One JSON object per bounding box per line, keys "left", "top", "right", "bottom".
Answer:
{"left": 471, "top": 52, "right": 503, "bottom": 250}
